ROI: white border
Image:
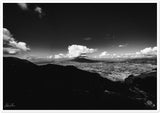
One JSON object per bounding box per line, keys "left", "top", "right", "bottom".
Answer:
{"left": 157, "top": 1, "right": 160, "bottom": 113}
{"left": 1, "top": 0, "right": 159, "bottom": 113}
{"left": 0, "top": 0, "right": 3, "bottom": 113}
{"left": 1, "top": 0, "right": 159, "bottom": 3}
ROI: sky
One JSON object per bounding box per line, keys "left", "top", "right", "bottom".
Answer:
{"left": 3, "top": 3, "right": 157, "bottom": 59}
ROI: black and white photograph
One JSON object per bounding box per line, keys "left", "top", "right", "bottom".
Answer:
{"left": 2, "top": 1, "right": 158, "bottom": 111}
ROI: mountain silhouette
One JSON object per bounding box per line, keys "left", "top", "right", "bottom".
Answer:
{"left": 124, "top": 57, "right": 157, "bottom": 64}
{"left": 3, "top": 57, "right": 156, "bottom": 110}
{"left": 70, "top": 56, "right": 99, "bottom": 63}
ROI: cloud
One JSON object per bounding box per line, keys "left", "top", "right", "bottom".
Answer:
{"left": 139, "top": 47, "right": 157, "bottom": 55}
{"left": 123, "top": 47, "right": 157, "bottom": 58}
{"left": 84, "top": 37, "right": 92, "bottom": 41}
{"left": 54, "top": 53, "right": 67, "bottom": 59}
{"left": 67, "top": 45, "right": 96, "bottom": 58}
{"left": 119, "top": 45, "right": 124, "bottom": 47}
{"left": 98, "top": 51, "right": 120, "bottom": 58}
{"left": 97, "top": 46, "right": 157, "bottom": 59}
{"left": 135, "top": 46, "right": 157, "bottom": 57}
{"left": 17, "top": 3, "right": 28, "bottom": 10}
{"left": 99, "top": 51, "right": 108, "bottom": 57}
{"left": 17, "top": 3, "right": 44, "bottom": 18}
{"left": 3, "top": 48, "right": 21, "bottom": 55}
{"left": 34, "top": 6, "right": 44, "bottom": 18}
{"left": 118, "top": 44, "right": 128, "bottom": 48}
{"left": 47, "top": 55, "right": 54, "bottom": 59}
{"left": 3, "top": 28, "right": 30, "bottom": 55}
{"left": 3, "top": 28, "right": 14, "bottom": 42}
{"left": 98, "top": 52, "right": 132, "bottom": 59}
{"left": 54, "top": 45, "right": 97, "bottom": 59}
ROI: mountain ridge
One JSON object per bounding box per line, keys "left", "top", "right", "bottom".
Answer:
{"left": 3, "top": 57, "right": 157, "bottom": 109}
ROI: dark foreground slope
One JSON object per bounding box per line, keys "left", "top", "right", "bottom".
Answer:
{"left": 3, "top": 57, "right": 157, "bottom": 110}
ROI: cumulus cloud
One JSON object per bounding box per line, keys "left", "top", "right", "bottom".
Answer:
{"left": 3, "top": 28, "right": 14, "bottom": 42}
{"left": 17, "top": 3, "right": 28, "bottom": 10}
{"left": 137, "top": 47, "right": 157, "bottom": 56}
{"left": 97, "top": 46, "right": 157, "bottom": 59}
{"left": 3, "top": 28, "right": 30, "bottom": 55}
{"left": 124, "top": 47, "right": 157, "bottom": 58}
{"left": 54, "top": 45, "right": 96, "bottom": 59}
{"left": 67, "top": 45, "right": 96, "bottom": 58}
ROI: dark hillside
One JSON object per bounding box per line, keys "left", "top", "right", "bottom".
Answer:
{"left": 3, "top": 57, "right": 157, "bottom": 110}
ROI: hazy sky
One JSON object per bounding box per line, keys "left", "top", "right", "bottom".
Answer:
{"left": 3, "top": 3, "right": 157, "bottom": 58}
